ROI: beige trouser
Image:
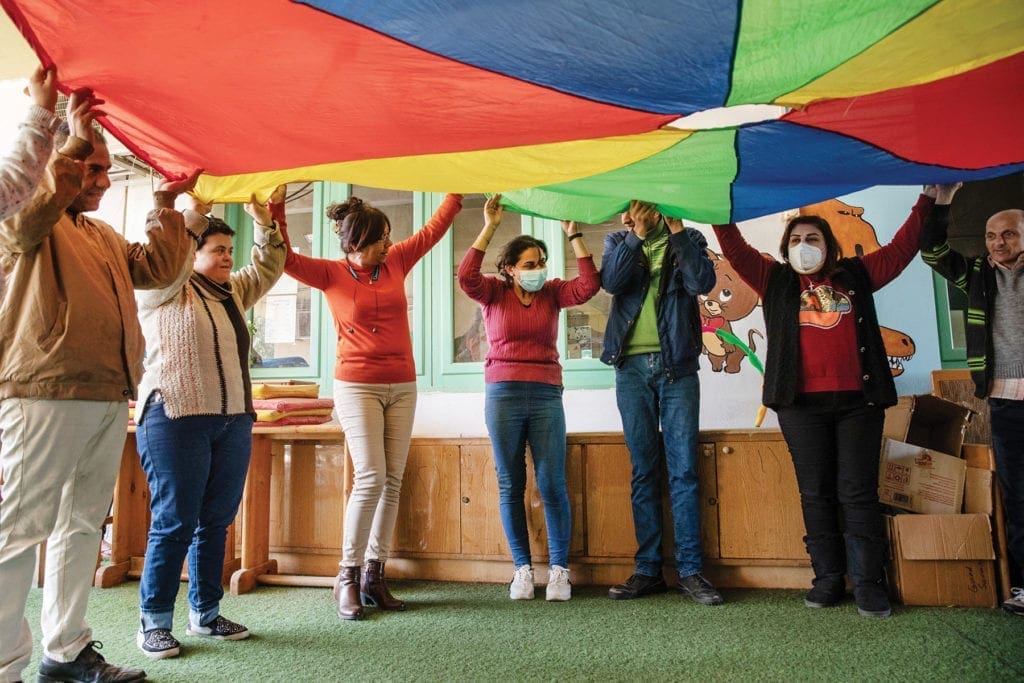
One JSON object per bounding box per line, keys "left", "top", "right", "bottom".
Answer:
{"left": 333, "top": 381, "right": 417, "bottom": 567}
{"left": 0, "top": 398, "right": 127, "bottom": 682}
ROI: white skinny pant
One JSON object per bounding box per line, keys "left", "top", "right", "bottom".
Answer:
{"left": 0, "top": 399, "right": 126, "bottom": 682}
{"left": 333, "top": 381, "right": 416, "bottom": 567}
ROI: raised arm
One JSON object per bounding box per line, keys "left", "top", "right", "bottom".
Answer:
{"left": 668, "top": 221, "right": 716, "bottom": 295}
{"left": 860, "top": 193, "right": 935, "bottom": 290}
{"left": 0, "top": 65, "right": 60, "bottom": 221}
{"left": 393, "top": 193, "right": 463, "bottom": 271}
{"left": 554, "top": 219, "right": 600, "bottom": 307}
{"left": 0, "top": 88, "right": 100, "bottom": 253}
{"left": 919, "top": 183, "right": 972, "bottom": 291}
{"left": 711, "top": 223, "right": 774, "bottom": 296}
{"left": 128, "top": 169, "right": 202, "bottom": 290}
{"left": 458, "top": 193, "right": 503, "bottom": 304}
{"left": 232, "top": 188, "right": 287, "bottom": 310}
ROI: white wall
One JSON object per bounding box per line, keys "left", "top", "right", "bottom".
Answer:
{"left": 413, "top": 185, "right": 942, "bottom": 436}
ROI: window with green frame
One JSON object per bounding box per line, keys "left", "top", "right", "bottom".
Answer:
{"left": 230, "top": 186, "right": 620, "bottom": 393}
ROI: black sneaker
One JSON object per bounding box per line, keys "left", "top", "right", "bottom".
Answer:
{"left": 608, "top": 573, "right": 668, "bottom": 600}
{"left": 853, "top": 584, "right": 892, "bottom": 618}
{"left": 677, "top": 573, "right": 724, "bottom": 606}
{"left": 804, "top": 578, "right": 845, "bottom": 608}
{"left": 185, "top": 615, "right": 250, "bottom": 640}
{"left": 136, "top": 628, "right": 180, "bottom": 659}
{"left": 37, "top": 641, "right": 146, "bottom": 682}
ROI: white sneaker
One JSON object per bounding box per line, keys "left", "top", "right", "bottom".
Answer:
{"left": 510, "top": 564, "right": 535, "bottom": 600}
{"left": 546, "top": 565, "right": 572, "bottom": 602}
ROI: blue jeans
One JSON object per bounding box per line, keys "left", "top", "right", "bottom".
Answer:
{"left": 137, "top": 401, "right": 253, "bottom": 630}
{"left": 615, "top": 353, "right": 702, "bottom": 577}
{"left": 990, "top": 398, "right": 1024, "bottom": 585}
{"left": 484, "top": 381, "right": 571, "bottom": 568}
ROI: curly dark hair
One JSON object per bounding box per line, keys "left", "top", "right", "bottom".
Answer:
{"left": 325, "top": 196, "right": 390, "bottom": 253}
{"left": 495, "top": 235, "right": 548, "bottom": 286}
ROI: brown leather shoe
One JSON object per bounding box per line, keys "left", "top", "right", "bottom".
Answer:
{"left": 334, "top": 565, "right": 364, "bottom": 620}
{"left": 361, "top": 558, "right": 406, "bottom": 610}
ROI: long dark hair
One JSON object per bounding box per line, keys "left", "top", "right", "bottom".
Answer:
{"left": 779, "top": 215, "right": 842, "bottom": 274}
{"left": 495, "top": 235, "right": 548, "bottom": 286}
{"left": 325, "top": 196, "right": 390, "bottom": 253}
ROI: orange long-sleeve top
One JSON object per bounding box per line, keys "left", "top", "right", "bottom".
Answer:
{"left": 280, "top": 194, "right": 462, "bottom": 383}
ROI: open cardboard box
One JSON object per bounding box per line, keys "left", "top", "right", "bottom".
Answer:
{"left": 883, "top": 394, "right": 972, "bottom": 458}
{"left": 879, "top": 439, "right": 966, "bottom": 514}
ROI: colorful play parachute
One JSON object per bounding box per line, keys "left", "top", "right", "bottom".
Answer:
{"left": 2, "top": 0, "right": 1022, "bottom": 222}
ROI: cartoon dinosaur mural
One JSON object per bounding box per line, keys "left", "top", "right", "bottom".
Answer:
{"left": 799, "top": 198, "right": 916, "bottom": 376}
{"left": 699, "top": 249, "right": 764, "bottom": 373}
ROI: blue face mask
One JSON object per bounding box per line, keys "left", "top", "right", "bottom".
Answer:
{"left": 517, "top": 267, "right": 547, "bottom": 292}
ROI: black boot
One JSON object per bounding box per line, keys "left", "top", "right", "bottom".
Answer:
{"left": 334, "top": 565, "right": 365, "bottom": 620}
{"left": 846, "top": 533, "right": 891, "bottom": 618}
{"left": 804, "top": 534, "right": 847, "bottom": 608}
{"left": 361, "top": 558, "right": 406, "bottom": 610}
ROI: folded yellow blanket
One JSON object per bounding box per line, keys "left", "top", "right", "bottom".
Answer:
{"left": 255, "top": 407, "right": 334, "bottom": 423}
{"left": 252, "top": 381, "right": 320, "bottom": 399}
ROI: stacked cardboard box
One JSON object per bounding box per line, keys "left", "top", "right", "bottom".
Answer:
{"left": 880, "top": 395, "right": 998, "bottom": 607}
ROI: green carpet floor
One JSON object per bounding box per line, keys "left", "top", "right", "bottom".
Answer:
{"left": 20, "top": 581, "right": 1024, "bottom": 682}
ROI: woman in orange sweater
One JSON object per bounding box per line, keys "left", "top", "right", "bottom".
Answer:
{"left": 283, "top": 193, "right": 462, "bottom": 620}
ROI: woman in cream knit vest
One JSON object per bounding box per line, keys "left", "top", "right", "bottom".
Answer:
{"left": 133, "top": 186, "right": 288, "bottom": 660}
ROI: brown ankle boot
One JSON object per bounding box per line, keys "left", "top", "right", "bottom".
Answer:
{"left": 334, "top": 565, "right": 364, "bottom": 620}
{"left": 361, "top": 559, "right": 406, "bottom": 611}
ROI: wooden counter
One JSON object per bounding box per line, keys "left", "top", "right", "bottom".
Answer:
{"left": 98, "top": 426, "right": 812, "bottom": 593}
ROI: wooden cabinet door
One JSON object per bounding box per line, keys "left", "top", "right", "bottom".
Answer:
{"left": 459, "top": 444, "right": 509, "bottom": 557}
{"left": 715, "top": 440, "right": 806, "bottom": 559}
{"left": 584, "top": 443, "right": 636, "bottom": 557}
{"left": 269, "top": 442, "right": 345, "bottom": 552}
{"left": 393, "top": 444, "right": 462, "bottom": 554}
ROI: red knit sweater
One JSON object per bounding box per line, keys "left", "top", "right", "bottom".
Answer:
{"left": 458, "top": 247, "right": 600, "bottom": 386}
{"left": 282, "top": 194, "right": 462, "bottom": 383}
{"left": 713, "top": 195, "right": 932, "bottom": 394}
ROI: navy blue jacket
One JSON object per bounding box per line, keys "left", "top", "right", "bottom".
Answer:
{"left": 600, "top": 227, "right": 716, "bottom": 379}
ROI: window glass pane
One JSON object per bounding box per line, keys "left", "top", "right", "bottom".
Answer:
{"left": 451, "top": 194, "right": 521, "bottom": 363}
{"left": 563, "top": 217, "right": 619, "bottom": 360}
{"left": 251, "top": 183, "right": 315, "bottom": 369}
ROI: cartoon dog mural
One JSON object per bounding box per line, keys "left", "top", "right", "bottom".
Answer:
{"left": 699, "top": 249, "right": 764, "bottom": 373}
{"left": 799, "top": 198, "right": 916, "bottom": 376}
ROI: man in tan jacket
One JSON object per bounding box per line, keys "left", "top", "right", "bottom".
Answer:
{"left": 0, "top": 89, "right": 195, "bottom": 683}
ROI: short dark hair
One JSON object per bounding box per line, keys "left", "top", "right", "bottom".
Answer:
{"left": 779, "top": 215, "right": 842, "bottom": 274}
{"left": 197, "top": 216, "right": 235, "bottom": 249}
{"left": 495, "top": 235, "right": 548, "bottom": 285}
{"left": 325, "top": 196, "right": 390, "bottom": 253}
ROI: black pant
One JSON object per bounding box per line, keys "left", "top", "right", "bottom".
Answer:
{"left": 777, "top": 392, "right": 886, "bottom": 588}
{"left": 990, "top": 397, "right": 1024, "bottom": 586}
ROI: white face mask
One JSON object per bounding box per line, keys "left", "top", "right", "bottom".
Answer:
{"left": 516, "top": 267, "right": 547, "bottom": 292}
{"left": 788, "top": 242, "right": 824, "bottom": 274}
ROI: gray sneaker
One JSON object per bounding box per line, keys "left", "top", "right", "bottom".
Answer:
{"left": 136, "top": 628, "right": 181, "bottom": 659}
{"left": 186, "top": 615, "right": 250, "bottom": 640}
{"left": 677, "top": 573, "right": 724, "bottom": 606}
{"left": 1002, "top": 587, "right": 1024, "bottom": 616}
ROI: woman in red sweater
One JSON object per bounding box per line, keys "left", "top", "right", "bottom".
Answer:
{"left": 458, "top": 195, "right": 600, "bottom": 602}
{"left": 283, "top": 192, "right": 462, "bottom": 620}
{"left": 712, "top": 189, "right": 941, "bottom": 618}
